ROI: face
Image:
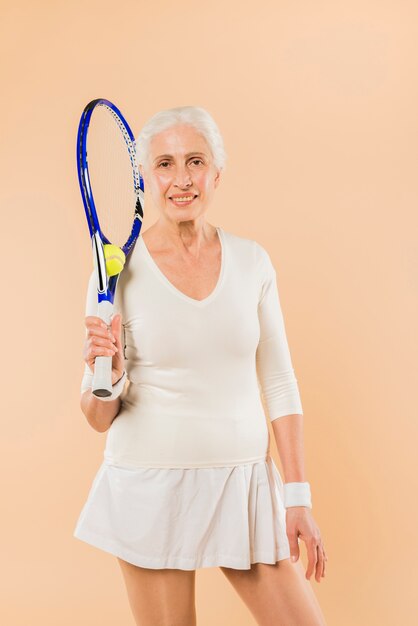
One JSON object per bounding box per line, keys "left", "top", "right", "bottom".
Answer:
{"left": 140, "top": 124, "right": 221, "bottom": 226}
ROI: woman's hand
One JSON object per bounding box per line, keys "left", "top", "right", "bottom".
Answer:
{"left": 286, "top": 507, "right": 328, "bottom": 582}
{"left": 83, "top": 313, "right": 125, "bottom": 386}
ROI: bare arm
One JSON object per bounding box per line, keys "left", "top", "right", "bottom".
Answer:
{"left": 271, "top": 413, "right": 307, "bottom": 482}
{"left": 80, "top": 388, "right": 122, "bottom": 433}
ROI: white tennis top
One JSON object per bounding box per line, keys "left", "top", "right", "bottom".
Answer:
{"left": 81, "top": 226, "right": 303, "bottom": 469}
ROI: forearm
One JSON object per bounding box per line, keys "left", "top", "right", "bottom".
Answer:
{"left": 271, "top": 413, "right": 306, "bottom": 482}
{"left": 80, "top": 389, "right": 121, "bottom": 433}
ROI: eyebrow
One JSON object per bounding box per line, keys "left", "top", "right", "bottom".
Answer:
{"left": 153, "top": 152, "right": 207, "bottom": 164}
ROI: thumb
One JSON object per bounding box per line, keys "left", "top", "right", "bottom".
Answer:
{"left": 111, "top": 313, "right": 122, "bottom": 340}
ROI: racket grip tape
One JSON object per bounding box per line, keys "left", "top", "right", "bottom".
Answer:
{"left": 92, "top": 299, "right": 115, "bottom": 398}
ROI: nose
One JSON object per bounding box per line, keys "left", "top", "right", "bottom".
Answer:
{"left": 173, "top": 164, "right": 192, "bottom": 188}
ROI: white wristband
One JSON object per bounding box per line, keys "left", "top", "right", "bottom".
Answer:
{"left": 283, "top": 482, "right": 312, "bottom": 508}
{"left": 94, "top": 370, "right": 127, "bottom": 402}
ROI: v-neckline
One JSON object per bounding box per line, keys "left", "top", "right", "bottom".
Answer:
{"left": 139, "top": 226, "right": 226, "bottom": 307}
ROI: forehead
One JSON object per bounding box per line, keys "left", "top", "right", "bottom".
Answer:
{"left": 150, "top": 124, "right": 210, "bottom": 159}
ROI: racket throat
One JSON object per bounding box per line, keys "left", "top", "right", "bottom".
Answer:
{"left": 92, "top": 231, "right": 108, "bottom": 294}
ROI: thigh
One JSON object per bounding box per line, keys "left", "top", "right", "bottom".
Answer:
{"left": 117, "top": 557, "right": 197, "bottom": 626}
{"left": 220, "top": 558, "right": 327, "bottom": 626}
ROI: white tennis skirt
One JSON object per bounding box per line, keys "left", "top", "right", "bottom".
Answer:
{"left": 73, "top": 454, "right": 291, "bottom": 570}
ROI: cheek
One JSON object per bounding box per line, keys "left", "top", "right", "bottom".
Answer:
{"left": 152, "top": 173, "right": 171, "bottom": 194}
{"left": 196, "top": 172, "right": 214, "bottom": 193}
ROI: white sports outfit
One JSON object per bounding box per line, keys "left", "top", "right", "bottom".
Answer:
{"left": 73, "top": 226, "right": 304, "bottom": 570}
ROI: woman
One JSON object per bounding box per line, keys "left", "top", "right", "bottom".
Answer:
{"left": 74, "top": 106, "right": 328, "bottom": 626}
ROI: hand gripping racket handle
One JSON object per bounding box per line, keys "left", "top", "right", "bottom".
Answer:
{"left": 92, "top": 299, "right": 114, "bottom": 397}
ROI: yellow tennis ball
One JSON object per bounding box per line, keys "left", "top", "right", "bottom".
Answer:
{"left": 103, "top": 244, "right": 126, "bottom": 276}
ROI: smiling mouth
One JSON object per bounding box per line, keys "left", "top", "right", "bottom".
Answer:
{"left": 169, "top": 195, "right": 198, "bottom": 204}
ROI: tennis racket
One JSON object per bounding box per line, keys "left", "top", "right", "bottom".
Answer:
{"left": 76, "top": 98, "right": 144, "bottom": 397}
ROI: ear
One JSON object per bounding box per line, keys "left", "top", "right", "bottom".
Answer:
{"left": 214, "top": 167, "right": 221, "bottom": 187}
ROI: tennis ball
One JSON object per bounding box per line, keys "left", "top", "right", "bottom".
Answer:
{"left": 103, "top": 244, "right": 126, "bottom": 276}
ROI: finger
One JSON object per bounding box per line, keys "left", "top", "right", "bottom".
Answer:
{"left": 85, "top": 316, "right": 108, "bottom": 331}
{"left": 91, "top": 341, "right": 118, "bottom": 357}
{"left": 315, "top": 544, "right": 325, "bottom": 582}
{"left": 89, "top": 335, "right": 118, "bottom": 355}
{"left": 87, "top": 346, "right": 118, "bottom": 369}
{"left": 88, "top": 330, "right": 116, "bottom": 346}
{"left": 304, "top": 537, "right": 318, "bottom": 580}
{"left": 115, "top": 312, "right": 122, "bottom": 326}
{"left": 322, "top": 547, "right": 327, "bottom": 577}
{"left": 110, "top": 314, "right": 123, "bottom": 346}
{"left": 85, "top": 316, "right": 117, "bottom": 347}
{"left": 89, "top": 334, "right": 118, "bottom": 350}
{"left": 86, "top": 321, "right": 116, "bottom": 344}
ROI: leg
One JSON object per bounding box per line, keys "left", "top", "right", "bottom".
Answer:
{"left": 117, "top": 557, "right": 197, "bottom": 626}
{"left": 220, "top": 557, "right": 327, "bottom": 626}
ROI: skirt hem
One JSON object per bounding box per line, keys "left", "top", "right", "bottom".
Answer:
{"left": 73, "top": 527, "right": 291, "bottom": 571}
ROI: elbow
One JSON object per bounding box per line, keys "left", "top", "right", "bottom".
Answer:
{"left": 91, "top": 420, "right": 110, "bottom": 434}
{"left": 79, "top": 400, "right": 102, "bottom": 433}
{"left": 80, "top": 390, "right": 113, "bottom": 433}
{"left": 83, "top": 410, "right": 113, "bottom": 433}
{"left": 79, "top": 391, "right": 117, "bottom": 433}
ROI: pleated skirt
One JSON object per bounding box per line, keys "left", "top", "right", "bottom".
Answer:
{"left": 73, "top": 454, "right": 291, "bottom": 570}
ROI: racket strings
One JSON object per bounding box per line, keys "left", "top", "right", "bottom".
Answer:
{"left": 86, "top": 104, "right": 140, "bottom": 248}
{"left": 107, "top": 106, "right": 141, "bottom": 191}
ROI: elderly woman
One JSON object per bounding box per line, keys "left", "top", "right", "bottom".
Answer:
{"left": 74, "top": 106, "right": 328, "bottom": 626}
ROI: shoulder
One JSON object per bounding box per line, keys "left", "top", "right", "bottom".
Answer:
{"left": 221, "top": 228, "right": 274, "bottom": 274}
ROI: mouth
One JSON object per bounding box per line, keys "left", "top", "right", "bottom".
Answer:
{"left": 169, "top": 194, "right": 198, "bottom": 206}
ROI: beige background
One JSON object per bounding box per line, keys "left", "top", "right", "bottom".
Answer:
{"left": 1, "top": 0, "right": 417, "bottom": 624}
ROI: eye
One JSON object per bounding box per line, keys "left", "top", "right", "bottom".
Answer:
{"left": 157, "top": 158, "right": 204, "bottom": 168}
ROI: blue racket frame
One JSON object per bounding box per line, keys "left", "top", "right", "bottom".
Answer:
{"left": 76, "top": 98, "right": 144, "bottom": 397}
{"left": 76, "top": 98, "right": 144, "bottom": 306}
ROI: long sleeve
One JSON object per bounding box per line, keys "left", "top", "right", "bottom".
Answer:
{"left": 255, "top": 246, "right": 303, "bottom": 421}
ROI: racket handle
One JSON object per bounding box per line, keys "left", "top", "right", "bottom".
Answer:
{"left": 92, "top": 299, "right": 114, "bottom": 398}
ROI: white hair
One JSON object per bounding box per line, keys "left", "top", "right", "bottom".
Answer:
{"left": 135, "top": 106, "right": 227, "bottom": 174}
